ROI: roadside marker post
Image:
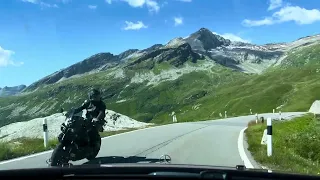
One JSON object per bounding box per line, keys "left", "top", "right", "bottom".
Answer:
{"left": 171, "top": 111, "right": 177, "bottom": 123}
{"left": 267, "top": 117, "right": 272, "bottom": 157}
{"left": 250, "top": 109, "right": 252, "bottom": 115}
{"left": 279, "top": 111, "right": 282, "bottom": 120}
{"left": 173, "top": 115, "right": 177, "bottom": 123}
{"left": 273, "top": 109, "right": 275, "bottom": 114}
{"left": 255, "top": 113, "right": 258, "bottom": 124}
{"left": 225, "top": 111, "right": 227, "bottom": 118}
{"left": 43, "top": 118, "right": 48, "bottom": 148}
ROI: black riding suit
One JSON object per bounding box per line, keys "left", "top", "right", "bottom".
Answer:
{"left": 74, "top": 99, "right": 106, "bottom": 145}
{"left": 74, "top": 99, "right": 106, "bottom": 121}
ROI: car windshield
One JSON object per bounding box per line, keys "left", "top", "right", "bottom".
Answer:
{"left": 1, "top": 0, "right": 320, "bottom": 176}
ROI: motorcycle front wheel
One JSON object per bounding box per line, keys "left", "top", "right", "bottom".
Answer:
{"left": 50, "top": 143, "right": 68, "bottom": 166}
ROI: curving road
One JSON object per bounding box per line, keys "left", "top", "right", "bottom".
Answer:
{"left": 0, "top": 112, "right": 306, "bottom": 170}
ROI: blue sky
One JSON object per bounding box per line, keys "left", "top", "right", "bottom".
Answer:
{"left": 1, "top": 0, "right": 320, "bottom": 87}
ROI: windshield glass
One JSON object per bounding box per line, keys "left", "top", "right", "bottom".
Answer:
{"left": 1, "top": 0, "right": 320, "bottom": 176}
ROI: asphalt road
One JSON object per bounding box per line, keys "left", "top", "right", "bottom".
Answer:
{"left": 0, "top": 112, "right": 306, "bottom": 170}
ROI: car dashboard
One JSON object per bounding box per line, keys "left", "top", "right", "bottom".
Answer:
{"left": 0, "top": 164, "right": 319, "bottom": 180}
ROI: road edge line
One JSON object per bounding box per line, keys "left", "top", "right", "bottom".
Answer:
{"left": 0, "top": 150, "right": 54, "bottom": 165}
{"left": 238, "top": 127, "right": 254, "bottom": 169}
{"left": 0, "top": 123, "right": 172, "bottom": 165}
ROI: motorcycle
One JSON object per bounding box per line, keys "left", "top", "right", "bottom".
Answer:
{"left": 48, "top": 108, "right": 106, "bottom": 166}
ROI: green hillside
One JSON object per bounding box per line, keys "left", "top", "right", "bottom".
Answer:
{"left": 0, "top": 58, "right": 248, "bottom": 126}
{"left": 280, "top": 43, "right": 320, "bottom": 68}
{"left": 1, "top": 43, "right": 320, "bottom": 127}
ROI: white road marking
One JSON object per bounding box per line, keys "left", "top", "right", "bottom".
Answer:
{"left": 0, "top": 150, "right": 54, "bottom": 165}
{"left": 237, "top": 127, "right": 254, "bottom": 169}
{"left": 0, "top": 124, "right": 171, "bottom": 165}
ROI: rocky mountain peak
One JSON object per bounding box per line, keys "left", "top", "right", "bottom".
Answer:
{"left": 197, "top": 27, "right": 212, "bottom": 33}
{"left": 126, "top": 42, "right": 202, "bottom": 70}
{"left": 165, "top": 37, "right": 187, "bottom": 48}
{"left": 0, "top": 85, "right": 26, "bottom": 97}
{"left": 118, "top": 49, "right": 139, "bottom": 60}
{"left": 25, "top": 52, "right": 120, "bottom": 91}
{"left": 143, "top": 44, "right": 163, "bottom": 53}
{"left": 185, "top": 28, "right": 231, "bottom": 51}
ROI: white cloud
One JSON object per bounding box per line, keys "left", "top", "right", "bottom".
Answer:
{"left": 40, "top": 2, "right": 58, "bottom": 8}
{"left": 0, "top": 46, "right": 24, "bottom": 67}
{"left": 177, "top": 0, "right": 192, "bottom": 2}
{"left": 21, "top": 0, "right": 38, "bottom": 3}
{"left": 21, "top": 0, "right": 58, "bottom": 8}
{"left": 88, "top": 5, "right": 97, "bottom": 9}
{"left": 274, "top": 6, "right": 320, "bottom": 24}
{"left": 242, "top": 17, "right": 274, "bottom": 26}
{"left": 114, "top": 0, "right": 160, "bottom": 12}
{"left": 268, "top": 0, "right": 282, "bottom": 11}
{"left": 123, "top": 21, "right": 148, "bottom": 30}
{"left": 122, "top": 0, "right": 145, "bottom": 7}
{"left": 213, "top": 32, "right": 251, "bottom": 43}
{"left": 174, "top": 17, "right": 183, "bottom": 26}
{"left": 105, "top": 0, "right": 112, "bottom": 4}
{"left": 243, "top": 5, "right": 320, "bottom": 27}
{"left": 145, "top": 0, "right": 159, "bottom": 12}
{"left": 161, "top": 1, "right": 168, "bottom": 7}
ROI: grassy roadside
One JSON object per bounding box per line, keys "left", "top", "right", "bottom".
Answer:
{"left": 0, "top": 138, "right": 58, "bottom": 161}
{"left": 0, "top": 126, "right": 155, "bottom": 162}
{"left": 246, "top": 114, "right": 320, "bottom": 175}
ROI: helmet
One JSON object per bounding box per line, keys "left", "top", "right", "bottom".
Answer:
{"left": 88, "top": 88, "right": 101, "bottom": 102}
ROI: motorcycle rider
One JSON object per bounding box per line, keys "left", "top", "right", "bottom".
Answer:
{"left": 73, "top": 88, "right": 106, "bottom": 144}
{"left": 74, "top": 88, "right": 106, "bottom": 122}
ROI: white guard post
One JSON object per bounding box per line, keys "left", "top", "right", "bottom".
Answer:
{"left": 273, "top": 109, "right": 275, "bottom": 114}
{"left": 267, "top": 117, "right": 272, "bottom": 157}
{"left": 279, "top": 111, "right": 282, "bottom": 120}
{"left": 255, "top": 113, "right": 258, "bottom": 124}
{"left": 43, "top": 118, "right": 48, "bottom": 148}
{"left": 172, "top": 111, "right": 177, "bottom": 123}
{"left": 224, "top": 111, "right": 227, "bottom": 118}
{"left": 250, "top": 109, "right": 252, "bottom": 115}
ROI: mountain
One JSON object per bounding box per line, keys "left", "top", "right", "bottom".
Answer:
{"left": 0, "top": 85, "right": 26, "bottom": 97}
{"left": 23, "top": 28, "right": 320, "bottom": 92}
{"left": 1, "top": 28, "right": 320, "bottom": 128}
{"left": 185, "top": 28, "right": 232, "bottom": 51}
{"left": 163, "top": 28, "right": 320, "bottom": 74}
{"left": 25, "top": 53, "right": 121, "bottom": 91}
{"left": 275, "top": 34, "right": 320, "bottom": 68}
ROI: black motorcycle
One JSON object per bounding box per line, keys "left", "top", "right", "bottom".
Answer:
{"left": 49, "top": 109, "right": 106, "bottom": 166}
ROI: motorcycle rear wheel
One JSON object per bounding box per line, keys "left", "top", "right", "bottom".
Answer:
{"left": 50, "top": 143, "right": 68, "bottom": 166}
{"left": 86, "top": 137, "right": 101, "bottom": 160}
